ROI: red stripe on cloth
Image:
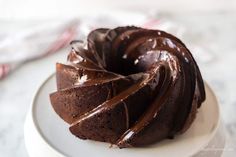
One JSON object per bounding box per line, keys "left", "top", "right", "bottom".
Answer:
{"left": 0, "top": 64, "right": 10, "bottom": 79}
{"left": 142, "top": 18, "right": 160, "bottom": 28}
{"left": 43, "top": 23, "right": 78, "bottom": 57}
{"left": 0, "top": 65, "right": 3, "bottom": 79}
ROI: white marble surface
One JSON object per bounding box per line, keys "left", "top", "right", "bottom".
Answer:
{"left": 0, "top": 13, "right": 236, "bottom": 157}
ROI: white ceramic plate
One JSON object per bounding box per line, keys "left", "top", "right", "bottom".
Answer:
{"left": 24, "top": 73, "right": 220, "bottom": 157}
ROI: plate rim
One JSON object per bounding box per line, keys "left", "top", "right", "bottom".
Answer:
{"left": 26, "top": 72, "right": 221, "bottom": 157}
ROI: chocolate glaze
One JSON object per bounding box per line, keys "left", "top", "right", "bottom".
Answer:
{"left": 50, "top": 26, "right": 205, "bottom": 148}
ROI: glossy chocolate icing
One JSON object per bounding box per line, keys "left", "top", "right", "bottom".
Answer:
{"left": 50, "top": 26, "right": 205, "bottom": 148}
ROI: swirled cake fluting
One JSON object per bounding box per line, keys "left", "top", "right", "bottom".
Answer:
{"left": 50, "top": 26, "right": 205, "bottom": 148}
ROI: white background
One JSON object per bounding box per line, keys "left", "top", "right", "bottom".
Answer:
{"left": 0, "top": 0, "right": 235, "bottom": 19}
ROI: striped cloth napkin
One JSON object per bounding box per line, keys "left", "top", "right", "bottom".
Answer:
{"left": 0, "top": 14, "right": 188, "bottom": 80}
{"left": 0, "top": 20, "right": 79, "bottom": 79}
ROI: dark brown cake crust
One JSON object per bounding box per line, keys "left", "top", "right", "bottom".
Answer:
{"left": 50, "top": 26, "right": 205, "bottom": 148}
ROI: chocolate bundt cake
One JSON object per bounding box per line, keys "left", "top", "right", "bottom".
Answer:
{"left": 50, "top": 26, "right": 205, "bottom": 148}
